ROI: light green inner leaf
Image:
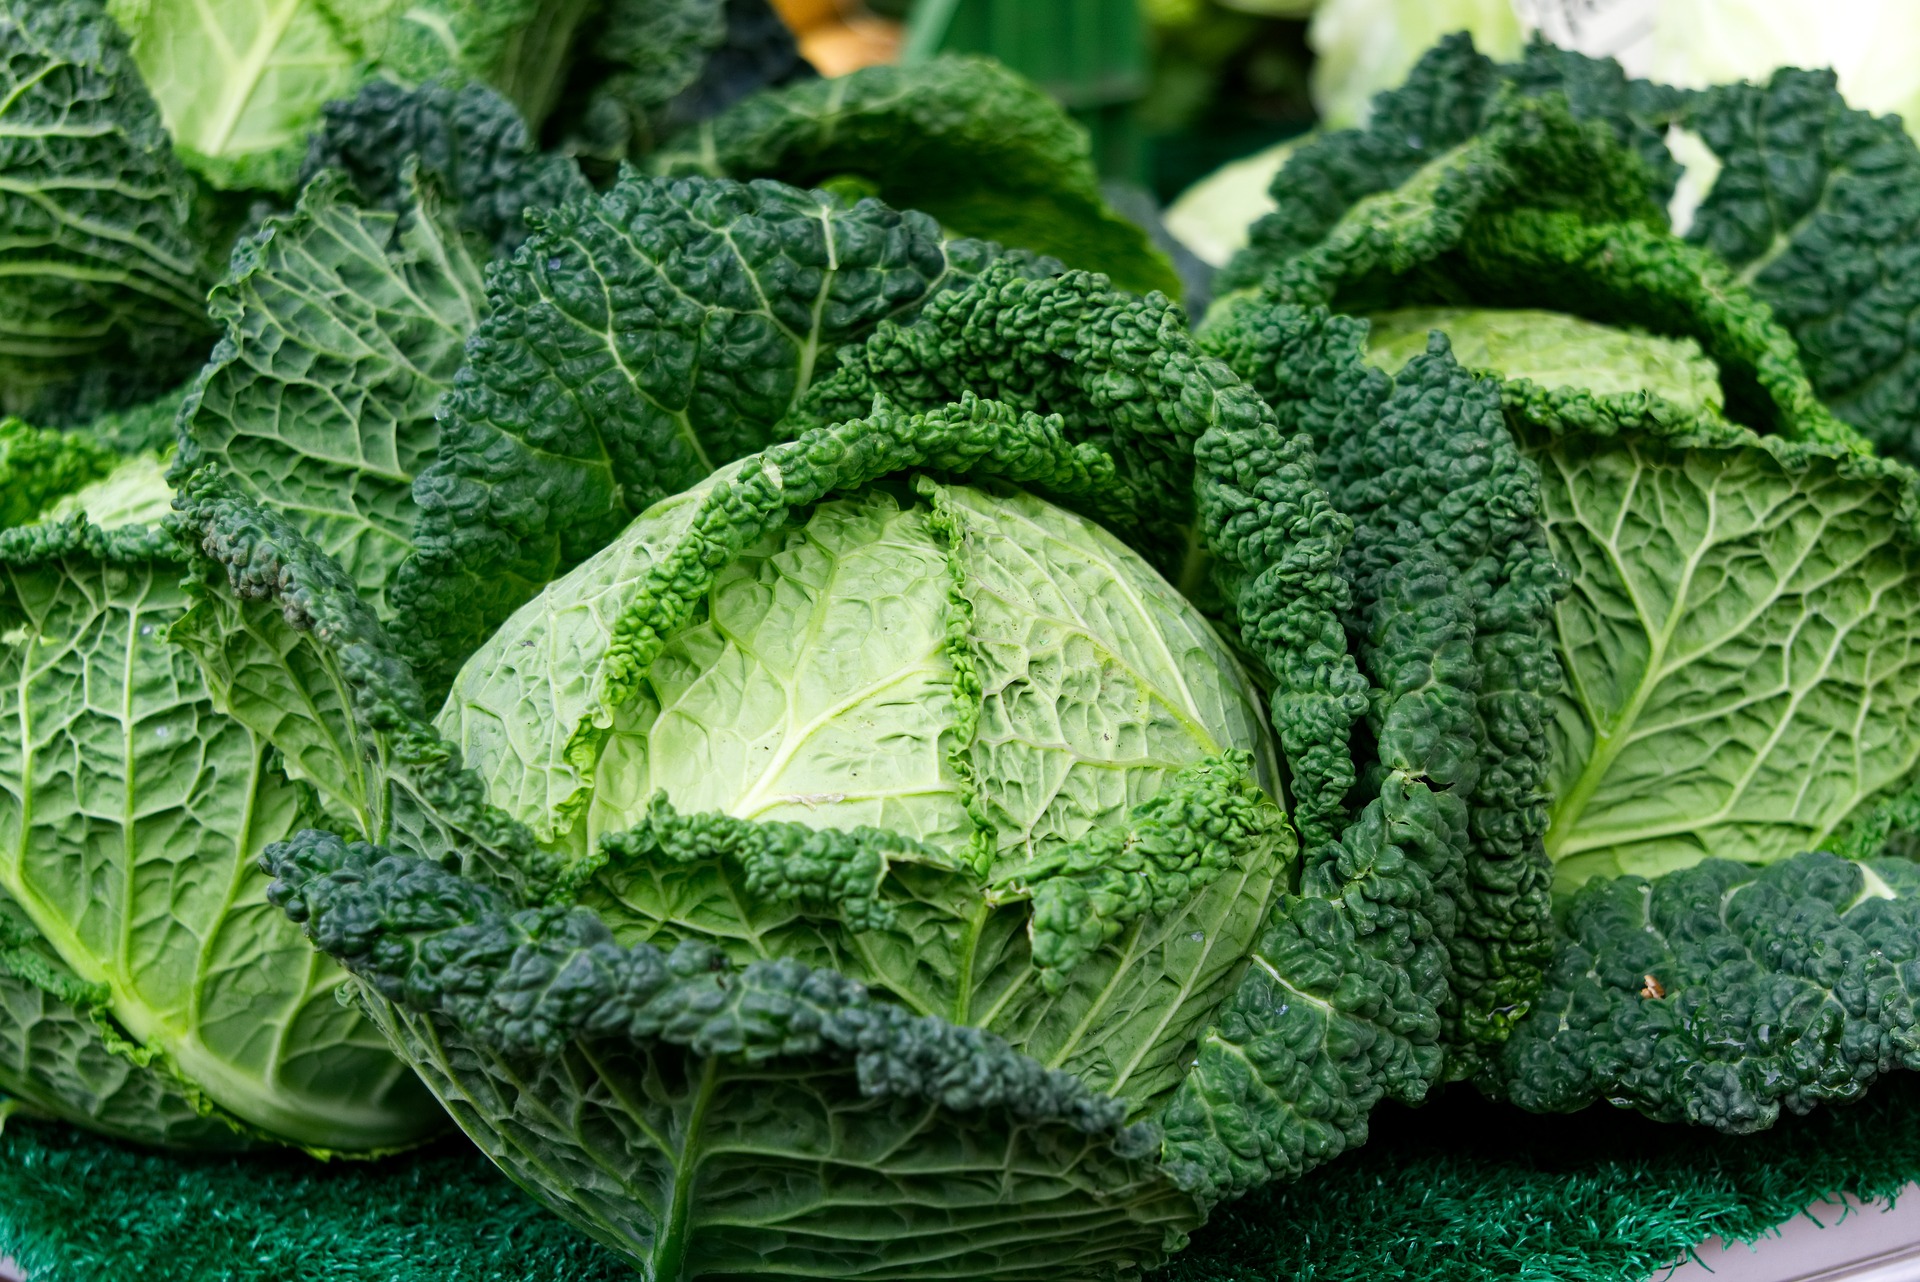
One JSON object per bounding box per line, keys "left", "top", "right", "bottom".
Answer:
{"left": 1367, "top": 308, "right": 1725, "bottom": 417}
{"left": 110, "top": 0, "right": 368, "bottom": 189}
{"left": 42, "top": 453, "right": 175, "bottom": 530}
{"left": 440, "top": 467, "right": 727, "bottom": 847}
{"left": 0, "top": 530, "right": 435, "bottom": 1149}
{"left": 1524, "top": 429, "right": 1920, "bottom": 889}
{"left": 439, "top": 476, "right": 1287, "bottom": 1111}
{"left": 605, "top": 489, "right": 972, "bottom": 849}
{"left": 940, "top": 482, "right": 1276, "bottom": 874}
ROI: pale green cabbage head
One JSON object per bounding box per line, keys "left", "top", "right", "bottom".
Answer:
{"left": 439, "top": 470, "right": 1290, "bottom": 1110}
{"left": 1166, "top": 135, "right": 1309, "bottom": 268}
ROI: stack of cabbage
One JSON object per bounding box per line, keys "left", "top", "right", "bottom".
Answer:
{"left": 13, "top": 3, "right": 1920, "bottom": 1279}
{"left": 0, "top": 0, "right": 1181, "bottom": 1165}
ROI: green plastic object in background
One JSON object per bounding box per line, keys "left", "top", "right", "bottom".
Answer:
{"left": 8, "top": 1077, "right": 1920, "bottom": 1280}
{"left": 904, "top": 0, "right": 1149, "bottom": 180}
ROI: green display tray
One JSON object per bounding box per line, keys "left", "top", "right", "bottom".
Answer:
{"left": 5, "top": 1077, "right": 1920, "bottom": 1282}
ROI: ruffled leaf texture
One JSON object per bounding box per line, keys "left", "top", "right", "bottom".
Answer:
{"left": 1501, "top": 853, "right": 1920, "bottom": 1132}
{"left": 1225, "top": 31, "right": 1920, "bottom": 465}
{"left": 262, "top": 827, "right": 1199, "bottom": 1280}
{"left": 388, "top": 175, "right": 1029, "bottom": 692}
{"left": 1194, "top": 300, "right": 1562, "bottom": 1084}
{"left": 299, "top": 78, "right": 592, "bottom": 257}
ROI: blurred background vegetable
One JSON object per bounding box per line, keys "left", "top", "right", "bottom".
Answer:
{"left": 1164, "top": 0, "right": 1920, "bottom": 268}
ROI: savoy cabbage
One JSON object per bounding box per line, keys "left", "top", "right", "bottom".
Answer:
{"left": 1205, "top": 32, "right": 1920, "bottom": 1131}
{"left": 17, "top": 5, "right": 1920, "bottom": 1275}
{"left": 161, "top": 170, "right": 1535, "bottom": 1269}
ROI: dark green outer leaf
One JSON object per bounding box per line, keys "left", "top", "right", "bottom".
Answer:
{"left": 1680, "top": 70, "right": 1920, "bottom": 465}
{"left": 0, "top": 0, "right": 211, "bottom": 395}
{"left": 1501, "top": 38, "right": 1686, "bottom": 193}
{"left": 1188, "top": 305, "right": 1366, "bottom": 867}
{"left": 1193, "top": 300, "right": 1559, "bottom": 1112}
{"left": 301, "top": 79, "right": 593, "bottom": 257}
{"left": 795, "top": 262, "right": 1244, "bottom": 585}
{"left": 652, "top": 56, "right": 1183, "bottom": 298}
{"left": 1223, "top": 34, "right": 1500, "bottom": 292}
{"left": 1221, "top": 35, "right": 1682, "bottom": 294}
{"left": 264, "top": 828, "right": 1201, "bottom": 1280}
{"left": 1499, "top": 852, "right": 1920, "bottom": 1132}
{"left": 1315, "top": 327, "right": 1564, "bottom": 1063}
{"left": 1162, "top": 306, "right": 1467, "bottom": 1200}
{"left": 390, "top": 175, "right": 1014, "bottom": 692}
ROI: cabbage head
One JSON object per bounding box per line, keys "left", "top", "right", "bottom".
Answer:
{"left": 206, "top": 184, "right": 1491, "bottom": 1277}
{"left": 1207, "top": 36, "right": 1920, "bottom": 1133}
{"left": 228, "top": 397, "right": 1319, "bottom": 1275}
{"left": 1360, "top": 306, "right": 1920, "bottom": 888}
{"left": 441, "top": 466, "right": 1285, "bottom": 1106}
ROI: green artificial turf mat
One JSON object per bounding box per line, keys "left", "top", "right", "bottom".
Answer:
{"left": 0, "top": 1118, "right": 632, "bottom": 1282}
{"left": 5, "top": 1077, "right": 1920, "bottom": 1281}
{"left": 1163, "top": 1078, "right": 1920, "bottom": 1282}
